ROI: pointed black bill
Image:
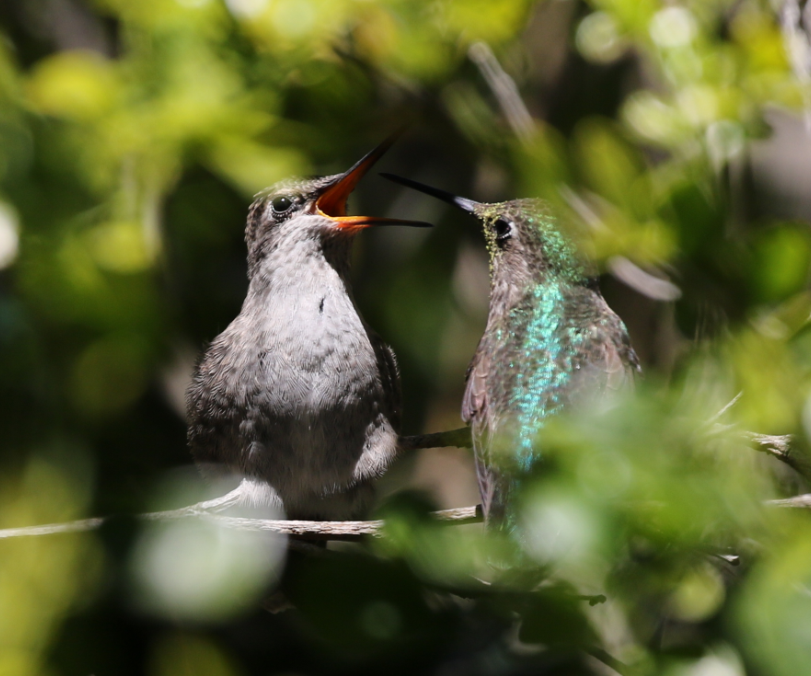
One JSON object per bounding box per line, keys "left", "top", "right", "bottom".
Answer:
{"left": 316, "top": 133, "right": 431, "bottom": 231}
{"left": 380, "top": 173, "right": 480, "bottom": 214}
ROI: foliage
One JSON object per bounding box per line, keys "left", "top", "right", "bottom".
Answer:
{"left": 2, "top": 0, "right": 811, "bottom": 674}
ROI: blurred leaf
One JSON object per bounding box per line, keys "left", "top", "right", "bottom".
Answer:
{"left": 439, "top": 0, "right": 533, "bottom": 45}
{"left": 749, "top": 223, "right": 811, "bottom": 304}
{"left": 0, "top": 458, "right": 101, "bottom": 676}
{"left": 287, "top": 551, "right": 450, "bottom": 659}
{"left": 573, "top": 117, "right": 651, "bottom": 217}
{"left": 70, "top": 333, "right": 152, "bottom": 416}
{"left": 86, "top": 220, "right": 155, "bottom": 273}
{"left": 27, "top": 51, "right": 120, "bottom": 121}
{"left": 148, "top": 633, "right": 242, "bottom": 676}
{"left": 519, "top": 590, "right": 596, "bottom": 648}
{"left": 735, "top": 520, "right": 811, "bottom": 676}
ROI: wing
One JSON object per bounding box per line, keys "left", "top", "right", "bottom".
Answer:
{"left": 566, "top": 309, "right": 640, "bottom": 404}
{"left": 461, "top": 339, "right": 489, "bottom": 425}
{"left": 471, "top": 428, "right": 515, "bottom": 526}
{"left": 462, "top": 345, "right": 509, "bottom": 524}
{"left": 185, "top": 338, "right": 252, "bottom": 477}
{"left": 371, "top": 335, "right": 402, "bottom": 431}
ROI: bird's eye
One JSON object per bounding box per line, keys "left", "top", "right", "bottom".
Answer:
{"left": 271, "top": 195, "right": 294, "bottom": 213}
{"left": 494, "top": 219, "right": 512, "bottom": 241}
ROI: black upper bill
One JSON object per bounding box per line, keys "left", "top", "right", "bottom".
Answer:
{"left": 316, "top": 134, "right": 432, "bottom": 230}
{"left": 380, "top": 173, "right": 480, "bottom": 214}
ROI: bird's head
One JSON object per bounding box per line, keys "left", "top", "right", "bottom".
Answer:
{"left": 381, "top": 174, "right": 585, "bottom": 284}
{"left": 246, "top": 138, "right": 429, "bottom": 277}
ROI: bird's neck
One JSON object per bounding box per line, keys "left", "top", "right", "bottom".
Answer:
{"left": 487, "top": 257, "right": 577, "bottom": 324}
{"left": 246, "top": 234, "right": 354, "bottom": 302}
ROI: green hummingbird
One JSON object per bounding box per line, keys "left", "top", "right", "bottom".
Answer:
{"left": 383, "top": 174, "right": 640, "bottom": 527}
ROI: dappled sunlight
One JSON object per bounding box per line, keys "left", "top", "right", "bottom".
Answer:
{"left": 129, "top": 517, "right": 285, "bottom": 621}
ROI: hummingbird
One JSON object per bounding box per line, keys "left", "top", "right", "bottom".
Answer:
{"left": 186, "top": 138, "right": 430, "bottom": 521}
{"left": 382, "top": 174, "right": 640, "bottom": 527}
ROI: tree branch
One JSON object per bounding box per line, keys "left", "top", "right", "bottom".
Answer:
{"left": 766, "top": 493, "right": 811, "bottom": 508}
{"left": 0, "top": 517, "right": 106, "bottom": 539}
{"left": 708, "top": 392, "right": 811, "bottom": 481}
{"left": 746, "top": 431, "right": 811, "bottom": 481}
{"left": 0, "top": 436, "right": 478, "bottom": 542}
{"left": 0, "top": 504, "right": 482, "bottom": 541}
{"left": 202, "top": 505, "right": 482, "bottom": 541}
{"left": 2, "top": 422, "right": 808, "bottom": 544}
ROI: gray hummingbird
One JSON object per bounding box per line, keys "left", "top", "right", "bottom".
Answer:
{"left": 186, "top": 138, "right": 429, "bottom": 521}
{"left": 382, "top": 174, "right": 640, "bottom": 527}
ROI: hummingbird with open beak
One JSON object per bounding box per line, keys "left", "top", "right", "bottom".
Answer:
{"left": 186, "top": 138, "right": 430, "bottom": 521}
{"left": 382, "top": 173, "right": 640, "bottom": 528}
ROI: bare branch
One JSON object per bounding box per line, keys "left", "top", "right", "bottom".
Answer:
{"left": 0, "top": 504, "right": 482, "bottom": 542}
{"left": 766, "top": 493, "right": 811, "bottom": 508}
{"left": 746, "top": 432, "right": 811, "bottom": 481}
{"left": 0, "top": 517, "right": 105, "bottom": 539}
{"left": 203, "top": 505, "right": 481, "bottom": 541}
{"left": 707, "top": 393, "right": 810, "bottom": 481}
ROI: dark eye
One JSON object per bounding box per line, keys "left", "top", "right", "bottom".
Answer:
{"left": 494, "top": 219, "right": 512, "bottom": 241}
{"left": 271, "top": 195, "right": 293, "bottom": 213}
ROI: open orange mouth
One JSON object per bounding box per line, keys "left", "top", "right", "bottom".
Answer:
{"left": 316, "top": 135, "right": 431, "bottom": 232}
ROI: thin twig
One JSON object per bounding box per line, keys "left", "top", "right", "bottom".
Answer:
{"left": 0, "top": 517, "right": 105, "bottom": 539}
{"left": 587, "top": 647, "right": 632, "bottom": 676}
{"left": 707, "top": 391, "right": 743, "bottom": 424}
{"left": 468, "top": 41, "right": 535, "bottom": 144}
{"left": 399, "top": 427, "right": 472, "bottom": 451}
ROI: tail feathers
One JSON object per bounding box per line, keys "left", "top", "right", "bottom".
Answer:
{"left": 474, "top": 427, "right": 518, "bottom": 531}
{"left": 477, "top": 463, "right": 520, "bottom": 532}
{"left": 473, "top": 426, "right": 529, "bottom": 533}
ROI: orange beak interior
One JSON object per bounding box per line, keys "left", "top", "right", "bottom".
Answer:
{"left": 315, "top": 135, "right": 430, "bottom": 232}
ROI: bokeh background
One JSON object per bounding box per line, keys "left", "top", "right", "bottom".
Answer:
{"left": 4, "top": 0, "right": 811, "bottom": 674}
